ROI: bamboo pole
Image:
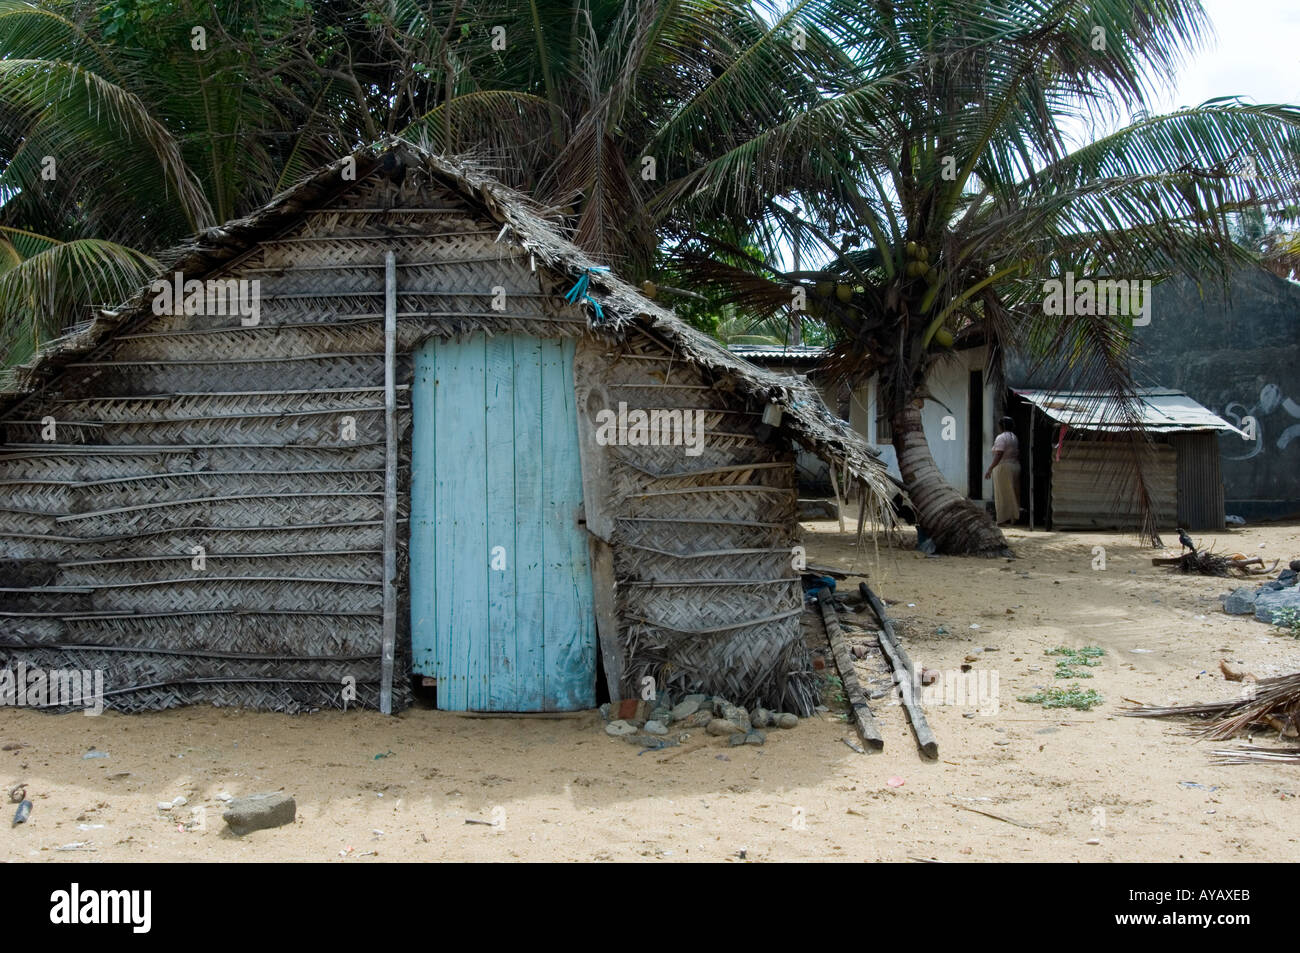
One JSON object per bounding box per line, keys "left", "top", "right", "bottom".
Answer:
{"left": 817, "top": 590, "right": 883, "bottom": 751}
{"left": 860, "top": 582, "right": 938, "bottom": 758}
{"left": 380, "top": 251, "right": 398, "bottom": 715}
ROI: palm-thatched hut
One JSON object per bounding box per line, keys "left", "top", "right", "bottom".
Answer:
{"left": 0, "top": 140, "right": 891, "bottom": 715}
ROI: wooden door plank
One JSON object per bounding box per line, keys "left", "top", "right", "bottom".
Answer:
{"left": 409, "top": 340, "right": 437, "bottom": 676}
{"left": 435, "top": 334, "right": 488, "bottom": 710}
{"left": 540, "top": 338, "right": 596, "bottom": 710}
{"left": 511, "top": 335, "right": 546, "bottom": 711}
{"left": 484, "top": 334, "right": 518, "bottom": 710}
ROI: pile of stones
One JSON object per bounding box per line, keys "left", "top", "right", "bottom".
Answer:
{"left": 599, "top": 693, "right": 798, "bottom": 749}
{"left": 1220, "top": 561, "right": 1300, "bottom": 623}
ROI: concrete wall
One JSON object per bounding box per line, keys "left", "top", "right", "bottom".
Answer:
{"left": 851, "top": 346, "right": 996, "bottom": 496}
{"left": 1133, "top": 270, "right": 1300, "bottom": 519}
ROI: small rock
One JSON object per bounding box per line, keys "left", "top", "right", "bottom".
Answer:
{"left": 994, "top": 739, "right": 1010, "bottom": 746}
{"left": 670, "top": 699, "right": 701, "bottom": 721}
{"left": 157, "top": 801, "right": 174, "bottom": 812}
{"left": 775, "top": 713, "right": 798, "bottom": 729}
{"left": 643, "top": 720, "right": 669, "bottom": 736}
{"left": 686, "top": 710, "right": 713, "bottom": 727}
{"left": 707, "top": 718, "right": 744, "bottom": 737}
{"left": 744, "top": 730, "right": 765, "bottom": 746}
{"left": 222, "top": 792, "right": 296, "bottom": 835}
{"left": 628, "top": 735, "right": 675, "bottom": 749}
{"left": 728, "top": 733, "right": 748, "bottom": 747}
{"left": 82, "top": 750, "right": 108, "bottom": 760}
{"left": 649, "top": 709, "right": 673, "bottom": 726}
{"left": 719, "top": 703, "right": 751, "bottom": 733}
{"left": 751, "top": 708, "right": 773, "bottom": 728}
{"left": 604, "top": 720, "right": 638, "bottom": 737}
{"left": 851, "top": 644, "right": 868, "bottom": 659}
{"left": 683, "top": 694, "right": 708, "bottom": 706}
{"left": 1086, "top": 838, "right": 1101, "bottom": 845}
{"left": 598, "top": 702, "right": 612, "bottom": 722}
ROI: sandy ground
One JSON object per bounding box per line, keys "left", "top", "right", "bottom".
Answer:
{"left": 4, "top": 518, "right": 1300, "bottom": 863}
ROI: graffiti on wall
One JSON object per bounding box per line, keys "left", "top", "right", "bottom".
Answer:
{"left": 1221, "top": 384, "right": 1300, "bottom": 460}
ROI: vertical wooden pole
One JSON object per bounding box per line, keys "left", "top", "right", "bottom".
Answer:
{"left": 1027, "top": 407, "right": 1035, "bottom": 532}
{"left": 380, "top": 251, "right": 398, "bottom": 714}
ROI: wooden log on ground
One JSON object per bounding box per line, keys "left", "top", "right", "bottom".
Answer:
{"left": 859, "top": 582, "right": 939, "bottom": 759}
{"left": 817, "top": 589, "right": 883, "bottom": 751}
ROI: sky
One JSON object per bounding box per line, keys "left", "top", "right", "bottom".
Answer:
{"left": 1150, "top": 0, "right": 1300, "bottom": 112}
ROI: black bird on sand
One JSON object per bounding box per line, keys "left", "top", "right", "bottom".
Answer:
{"left": 1178, "top": 528, "right": 1196, "bottom": 553}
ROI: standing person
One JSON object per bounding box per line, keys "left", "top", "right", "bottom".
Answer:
{"left": 984, "top": 417, "right": 1021, "bottom": 526}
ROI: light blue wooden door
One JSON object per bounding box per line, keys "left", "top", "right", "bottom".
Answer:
{"left": 410, "top": 333, "right": 596, "bottom": 711}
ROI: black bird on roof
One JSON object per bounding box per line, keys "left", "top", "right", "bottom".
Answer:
{"left": 1177, "top": 528, "right": 1196, "bottom": 552}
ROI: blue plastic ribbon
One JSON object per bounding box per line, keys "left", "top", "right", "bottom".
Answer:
{"left": 564, "top": 267, "right": 610, "bottom": 323}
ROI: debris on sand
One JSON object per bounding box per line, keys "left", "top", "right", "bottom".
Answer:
{"left": 1123, "top": 671, "right": 1300, "bottom": 742}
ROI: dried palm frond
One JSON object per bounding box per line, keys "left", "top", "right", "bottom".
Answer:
{"left": 1211, "top": 746, "right": 1300, "bottom": 765}
{"left": 1122, "top": 671, "right": 1300, "bottom": 741}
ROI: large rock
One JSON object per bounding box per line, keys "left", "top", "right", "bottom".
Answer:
{"left": 222, "top": 792, "right": 295, "bottom": 835}
{"left": 1254, "top": 586, "right": 1300, "bottom": 623}
{"left": 1223, "top": 588, "right": 1259, "bottom": 615}
{"left": 774, "top": 713, "right": 799, "bottom": 729}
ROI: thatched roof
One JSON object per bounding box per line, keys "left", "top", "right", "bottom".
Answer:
{"left": 0, "top": 138, "right": 893, "bottom": 514}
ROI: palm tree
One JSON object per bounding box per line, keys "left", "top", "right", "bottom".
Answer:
{"left": 0, "top": 0, "right": 896, "bottom": 360}
{"left": 680, "top": 0, "right": 1300, "bottom": 555}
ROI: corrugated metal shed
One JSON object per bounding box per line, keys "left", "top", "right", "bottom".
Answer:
{"left": 1051, "top": 441, "right": 1178, "bottom": 530}
{"left": 1012, "top": 387, "right": 1233, "bottom": 532}
{"left": 1012, "top": 388, "right": 1245, "bottom": 436}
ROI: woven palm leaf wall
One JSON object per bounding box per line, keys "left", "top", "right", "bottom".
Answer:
{"left": 574, "top": 334, "right": 814, "bottom": 715}
{"left": 0, "top": 167, "right": 585, "bottom": 712}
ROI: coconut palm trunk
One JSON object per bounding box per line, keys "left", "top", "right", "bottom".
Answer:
{"left": 891, "top": 403, "right": 1010, "bottom": 557}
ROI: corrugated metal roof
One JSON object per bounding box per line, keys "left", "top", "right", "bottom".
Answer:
{"left": 1013, "top": 387, "right": 1246, "bottom": 436}
{"left": 726, "top": 344, "right": 828, "bottom": 362}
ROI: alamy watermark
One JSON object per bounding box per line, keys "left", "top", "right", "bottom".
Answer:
{"left": 892, "top": 667, "right": 999, "bottom": 715}
{"left": 593, "top": 402, "right": 706, "bottom": 456}
{"left": 150, "top": 272, "right": 261, "bottom": 326}
{"left": 1, "top": 663, "right": 104, "bottom": 715}
{"left": 1042, "top": 272, "right": 1151, "bottom": 326}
